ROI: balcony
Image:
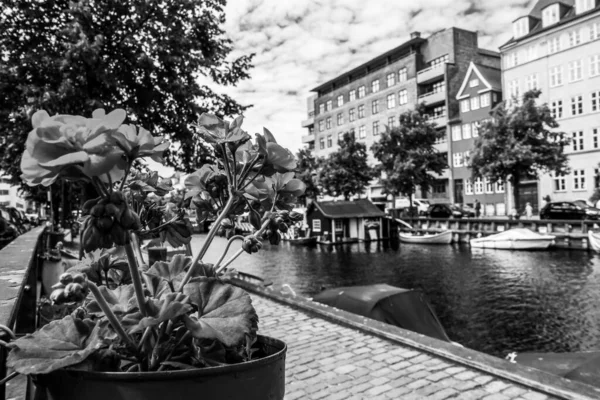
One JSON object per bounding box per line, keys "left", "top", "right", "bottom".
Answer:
{"left": 416, "top": 64, "right": 445, "bottom": 85}
{"left": 417, "top": 89, "right": 446, "bottom": 106}
{"left": 301, "top": 133, "right": 315, "bottom": 144}
{"left": 301, "top": 115, "right": 314, "bottom": 128}
{"left": 429, "top": 115, "right": 447, "bottom": 128}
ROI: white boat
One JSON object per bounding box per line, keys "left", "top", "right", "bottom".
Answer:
{"left": 399, "top": 230, "right": 453, "bottom": 244}
{"left": 470, "top": 228, "right": 555, "bottom": 250}
{"left": 588, "top": 230, "right": 600, "bottom": 252}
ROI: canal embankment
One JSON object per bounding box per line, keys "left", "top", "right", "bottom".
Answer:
{"left": 236, "top": 276, "right": 600, "bottom": 400}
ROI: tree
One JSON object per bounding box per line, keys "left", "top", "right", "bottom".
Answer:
{"left": 469, "top": 89, "right": 569, "bottom": 212}
{"left": 371, "top": 103, "right": 447, "bottom": 213}
{"left": 317, "top": 132, "right": 373, "bottom": 200}
{"left": 0, "top": 0, "right": 254, "bottom": 188}
{"left": 295, "top": 148, "right": 320, "bottom": 205}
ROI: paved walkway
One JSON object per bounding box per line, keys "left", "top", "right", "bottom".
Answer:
{"left": 252, "top": 294, "right": 557, "bottom": 400}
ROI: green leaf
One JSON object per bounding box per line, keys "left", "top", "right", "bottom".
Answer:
{"left": 128, "top": 293, "right": 192, "bottom": 333}
{"left": 144, "top": 254, "right": 192, "bottom": 289}
{"left": 85, "top": 284, "right": 138, "bottom": 315}
{"left": 7, "top": 317, "right": 113, "bottom": 375}
{"left": 182, "top": 278, "right": 257, "bottom": 347}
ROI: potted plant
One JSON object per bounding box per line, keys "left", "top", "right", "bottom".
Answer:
{"left": 5, "top": 108, "right": 305, "bottom": 399}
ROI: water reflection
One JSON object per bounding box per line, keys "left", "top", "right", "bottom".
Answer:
{"left": 197, "top": 236, "right": 600, "bottom": 357}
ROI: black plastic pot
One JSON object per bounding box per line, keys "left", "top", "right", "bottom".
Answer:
{"left": 32, "top": 335, "right": 286, "bottom": 400}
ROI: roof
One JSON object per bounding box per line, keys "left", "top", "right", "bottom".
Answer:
{"left": 310, "top": 199, "right": 385, "bottom": 219}
{"left": 456, "top": 62, "right": 502, "bottom": 100}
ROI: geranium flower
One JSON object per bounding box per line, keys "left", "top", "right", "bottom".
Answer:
{"left": 20, "top": 108, "right": 127, "bottom": 186}
{"left": 255, "top": 128, "right": 297, "bottom": 174}
{"left": 195, "top": 113, "right": 250, "bottom": 145}
{"left": 111, "top": 124, "right": 170, "bottom": 163}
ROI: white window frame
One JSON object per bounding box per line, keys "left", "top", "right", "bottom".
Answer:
{"left": 398, "top": 68, "right": 407, "bottom": 82}
{"left": 592, "top": 22, "right": 600, "bottom": 40}
{"left": 509, "top": 79, "right": 520, "bottom": 99}
{"left": 460, "top": 99, "right": 470, "bottom": 112}
{"left": 372, "top": 100, "right": 379, "bottom": 115}
{"left": 474, "top": 177, "right": 484, "bottom": 194}
{"left": 387, "top": 116, "right": 396, "bottom": 129}
{"left": 569, "top": 30, "right": 582, "bottom": 47}
{"left": 551, "top": 99, "right": 563, "bottom": 119}
{"left": 451, "top": 125, "right": 462, "bottom": 141}
{"left": 349, "top": 90, "right": 356, "bottom": 102}
{"left": 484, "top": 178, "right": 494, "bottom": 194}
{"left": 495, "top": 181, "right": 505, "bottom": 193}
{"left": 358, "top": 125, "right": 366, "bottom": 139}
{"left": 326, "top": 117, "right": 331, "bottom": 129}
{"left": 470, "top": 96, "right": 480, "bottom": 110}
{"left": 572, "top": 131, "right": 584, "bottom": 151}
{"left": 526, "top": 74, "right": 539, "bottom": 90}
{"left": 312, "top": 219, "right": 321, "bottom": 233}
{"left": 453, "top": 153, "right": 463, "bottom": 167}
{"left": 326, "top": 100, "right": 332, "bottom": 111}
{"left": 462, "top": 123, "right": 472, "bottom": 139}
{"left": 399, "top": 89, "right": 408, "bottom": 105}
{"left": 550, "top": 66, "right": 563, "bottom": 87}
{"left": 548, "top": 37, "right": 561, "bottom": 54}
{"left": 337, "top": 95, "right": 344, "bottom": 107}
{"left": 358, "top": 86, "right": 365, "bottom": 98}
{"left": 480, "top": 93, "right": 490, "bottom": 107}
{"left": 593, "top": 127, "right": 599, "bottom": 148}
{"left": 576, "top": 0, "right": 595, "bottom": 14}
{"left": 569, "top": 60, "right": 583, "bottom": 82}
{"left": 542, "top": 4, "right": 560, "bottom": 27}
{"left": 571, "top": 95, "right": 584, "bottom": 116}
{"left": 573, "top": 169, "right": 586, "bottom": 190}
{"left": 386, "top": 73, "right": 395, "bottom": 87}
{"left": 465, "top": 179, "right": 473, "bottom": 195}
{"left": 373, "top": 121, "right": 380, "bottom": 136}
{"left": 472, "top": 122, "right": 480, "bottom": 137}
{"left": 319, "top": 104, "right": 325, "bottom": 114}
{"left": 349, "top": 108, "right": 355, "bottom": 122}
{"left": 371, "top": 80, "right": 380, "bottom": 93}
{"left": 337, "top": 113, "right": 343, "bottom": 126}
{"left": 590, "top": 54, "right": 600, "bottom": 77}
{"left": 592, "top": 91, "right": 600, "bottom": 112}
{"left": 387, "top": 93, "right": 396, "bottom": 109}
{"left": 357, "top": 104, "right": 365, "bottom": 119}
{"left": 554, "top": 174, "right": 566, "bottom": 192}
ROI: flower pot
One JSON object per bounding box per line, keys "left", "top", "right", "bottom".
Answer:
{"left": 32, "top": 335, "right": 286, "bottom": 400}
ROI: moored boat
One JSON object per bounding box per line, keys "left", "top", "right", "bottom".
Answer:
{"left": 286, "top": 236, "right": 318, "bottom": 246}
{"left": 470, "top": 228, "right": 555, "bottom": 250}
{"left": 399, "top": 230, "right": 453, "bottom": 244}
{"left": 588, "top": 230, "right": 600, "bottom": 252}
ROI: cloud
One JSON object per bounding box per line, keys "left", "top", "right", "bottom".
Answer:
{"left": 220, "top": 0, "right": 535, "bottom": 153}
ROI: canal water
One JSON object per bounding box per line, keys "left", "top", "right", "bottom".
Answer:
{"left": 197, "top": 236, "right": 600, "bottom": 358}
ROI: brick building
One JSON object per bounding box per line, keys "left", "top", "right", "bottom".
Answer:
{"left": 500, "top": 0, "right": 600, "bottom": 210}
{"left": 449, "top": 62, "right": 507, "bottom": 216}
{"left": 301, "top": 27, "right": 500, "bottom": 208}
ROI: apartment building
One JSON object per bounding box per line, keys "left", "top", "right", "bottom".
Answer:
{"left": 301, "top": 28, "right": 500, "bottom": 207}
{"left": 449, "top": 62, "right": 507, "bottom": 216}
{"left": 500, "top": 0, "right": 600, "bottom": 209}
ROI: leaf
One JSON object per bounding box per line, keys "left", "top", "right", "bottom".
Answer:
{"left": 266, "top": 142, "right": 297, "bottom": 171}
{"left": 284, "top": 178, "right": 306, "bottom": 197}
{"left": 128, "top": 293, "right": 192, "bottom": 333}
{"left": 7, "top": 317, "right": 112, "bottom": 375}
{"left": 182, "top": 278, "right": 257, "bottom": 347}
{"left": 85, "top": 284, "right": 138, "bottom": 315}
{"left": 144, "top": 254, "right": 192, "bottom": 289}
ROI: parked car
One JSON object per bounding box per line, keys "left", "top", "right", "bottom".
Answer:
{"left": 395, "top": 198, "right": 430, "bottom": 216}
{"left": 454, "top": 204, "right": 476, "bottom": 218}
{"left": 425, "top": 204, "right": 463, "bottom": 219}
{"left": 539, "top": 201, "right": 600, "bottom": 220}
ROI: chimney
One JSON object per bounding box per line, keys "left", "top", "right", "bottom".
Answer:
{"left": 410, "top": 31, "right": 421, "bottom": 39}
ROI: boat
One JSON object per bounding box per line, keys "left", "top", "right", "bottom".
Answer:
{"left": 286, "top": 236, "right": 317, "bottom": 246}
{"left": 588, "top": 230, "right": 600, "bottom": 252}
{"left": 399, "top": 230, "right": 453, "bottom": 244}
{"left": 312, "top": 284, "right": 453, "bottom": 343}
{"left": 470, "top": 228, "right": 555, "bottom": 250}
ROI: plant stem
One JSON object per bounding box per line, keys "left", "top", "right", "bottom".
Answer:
{"left": 177, "top": 194, "right": 237, "bottom": 291}
{"left": 212, "top": 235, "right": 244, "bottom": 271}
{"left": 124, "top": 238, "right": 148, "bottom": 317}
{"left": 87, "top": 281, "right": 136, "bottom": 350}
{"left": 216, "top": 218, "right": 271, "bottom": 274}
{"left": 119, "top": 163, "right": 132, "bottom": 191}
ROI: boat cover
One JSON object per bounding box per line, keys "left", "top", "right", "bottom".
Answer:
{"left": 471, "top": 228, "right": 555, "bottom": 243}
{"left": 515, "top": 351, "right": 600, "bottom": 389}
{"left": 312, "top": 284, "right": 451, "bottom": 342}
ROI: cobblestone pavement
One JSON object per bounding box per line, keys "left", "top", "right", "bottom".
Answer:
{"left": 252, "top": 295, "right": 558, "bottom": 400}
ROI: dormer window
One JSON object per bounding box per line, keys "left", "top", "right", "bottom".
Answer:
{"left": 576, "top": 0, "right": 595, "bottom": 14}
{"left": 542, "top": 4, "right": 560, "bottom": 27}
{"left": 513, "top": 17, "right": 529, "bottom": 38}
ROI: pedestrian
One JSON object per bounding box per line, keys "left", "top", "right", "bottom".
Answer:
{"left": 525, "top": 202, "right": 533, "bottom": 220}
{"left": 543, "top": 195, "right": 551, "bottom": 207}
{"left": 474, "top": 199, "right": 481, "bottom": 218}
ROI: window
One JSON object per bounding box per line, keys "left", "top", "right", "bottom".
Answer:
{"left": 312, "top": 219, "right": 321, "bottom": 233}
{"left": 469, "top": 78, "right": 479, "bottom": 87}
{"left": 592, "top": 91, "right": 600, "bottom": 112}
{"left": 495, "top": 181, "right": 505, "bottom": 193}
{"left": 569, "top": 60, "right": 583, "bottom": 82}
{"left": 430, "top": 54, "right": 449, "bottom": 68}
{"left": 572, "top": 131, "right": 584, "bottom": 151}
{"left": 485, "top": 178, "right": 494, "bottom": 194}
{"left": 326, "top": 100, "right": 332, "bottom": 111}
{"left": 474, "top": 177, "right": 484, "bottom": 194}
{"left": 463, "top": 150, "right": 471, "bottom": 166}
{"left": 452, "top": 125, "right": 461, "bottom": 141}
{"left": 592, "top": 22, "right": 600, "bottom": 40}
{"left": 372, "top": 100, "right": 379, "bottom": 114}
{"left": 548, "top": 37, "right": 561, "bottom": 54}
{"left": 387, "top": 93, "right": 396, "bottom": 109}
{"left": 349, "top": 108, "right": 356, "bottom": 122}
{"left": 358, "top": 126, "right": 366, "bottom": 139}
{"left": 550, "top": 66, "right": 563, "bottom": 87}
{"left": 513, "top": 18, "right": 529, "bottom": 38}
{"left": 460, "top": 99, "right": 470, "bottom": 112}
{"left": 453, "top": 153, "right": 463, "bottom": 167}
{"left": 338, "top": 132, "right": 344, "bottom": 142}
{"left": 431, "top": 105, "right": 446, "bottom": 118}
{"left": 387, "top": 116, "right": 396, "bottom": 129}
{"left": 596, "top": 168, "right": 600, "bottom": 188}
{"left": 399, "top": 89, "right": 408, "bottom": 105}
{"left": 465, "top": 179, "right": 473, "bottom": 195}
{"left": 337, "top": 113, "right": 343, "bottom": 126}
{"left": 551, "top": 99, "right": 563, "bottom": 119}
{"left": 326, "top": 117, "right": 331, "bottom": 129}
{"left": 571, "top": 95, "right": 583, "bottom": 115}
{"left": 462, "top": 123, "right": 472, "bottom": 139}
{"left": 319, "top": 104, "right": 325, "bottom": 114}
{"left": 319, "top": 138, "right": 325, "bottom": 150}
{"left": 576, "top": 0, "right": 595, "bottom": 13}
{"left": 527, "top": 45, "right": 538, "bottom": 61}
{"left": 371, "top": 80, "right": 380, "bottom": 93}
{"left": 337, "top": 95, "right": 344, "bottom": 107}
{"left": 573, "top": 169, "right": 586, "bottom": 190}
{"left": 0, "top": 190, "right": 8, "bottom": 196}
{"left": 398, "top": 68, "right": 407, "bottom": 82}
{"left": 480, "top": 93, "right": 490, "bottom": 107}
{"left": 509, "top": 79, "right": 520, "bottom": 100}
{"left": 327, "top": 135, "right": 332, "bottom": 147}
{"left": 386, "top": 73, "right": 395, "bottom": 87}
{"left": 526, "top": 74, "right": 539, "bottom": 90}
{"left": 373, "top": 121, "right": 380, "bottom": 136}
{"left": 594, "top": 128, "right": 599, "bottom": 148}
{"left": 358, "top": 104, "right": 365, "bottom": 118}
{"left": 542, "top": 4, "right": 560, "bottom": 27}
{"left": 358, "top": 86, "right": 365, "bottom": 98}
{"left": 554, "top": 174, "right": 566, "bottom": 191}
{"left": 349, "top": 90, "right": 356, "bottom": 102}
{"left": 470, "top": 96, "right": 480, "bottom": 110}
{"left": 569, "top": 30, "right": 582, "bottom": 47}
{"left": 319, "top": 120, "right": 325, "bottom": 132}
{"left": 590, "top": 54, "right": 600, "bottom": 77}
{"left": 432, "top": 81, "right": 445, "bottom": 93}
{"left": 472, "top": 122, "right": 480, "bottom": 137}
{"left": 512, "top": 52, "right": 519, "bottom": 67}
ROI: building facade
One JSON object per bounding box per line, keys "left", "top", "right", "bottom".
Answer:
{"left": 0, "top": 175, "right": 29, "bottom": 211}
{"left": 301, "top": 28, "right": 500, "bottom": 208}
{"left": 449, "top": 62, "right": 507, "bottom": 216}
{"left": 501, "top": 0, "right": 600, "bottom": 210}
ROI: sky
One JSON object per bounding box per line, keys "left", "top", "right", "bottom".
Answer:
{"left": 219, "top": 0, "right": 537, "bottom": 154}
